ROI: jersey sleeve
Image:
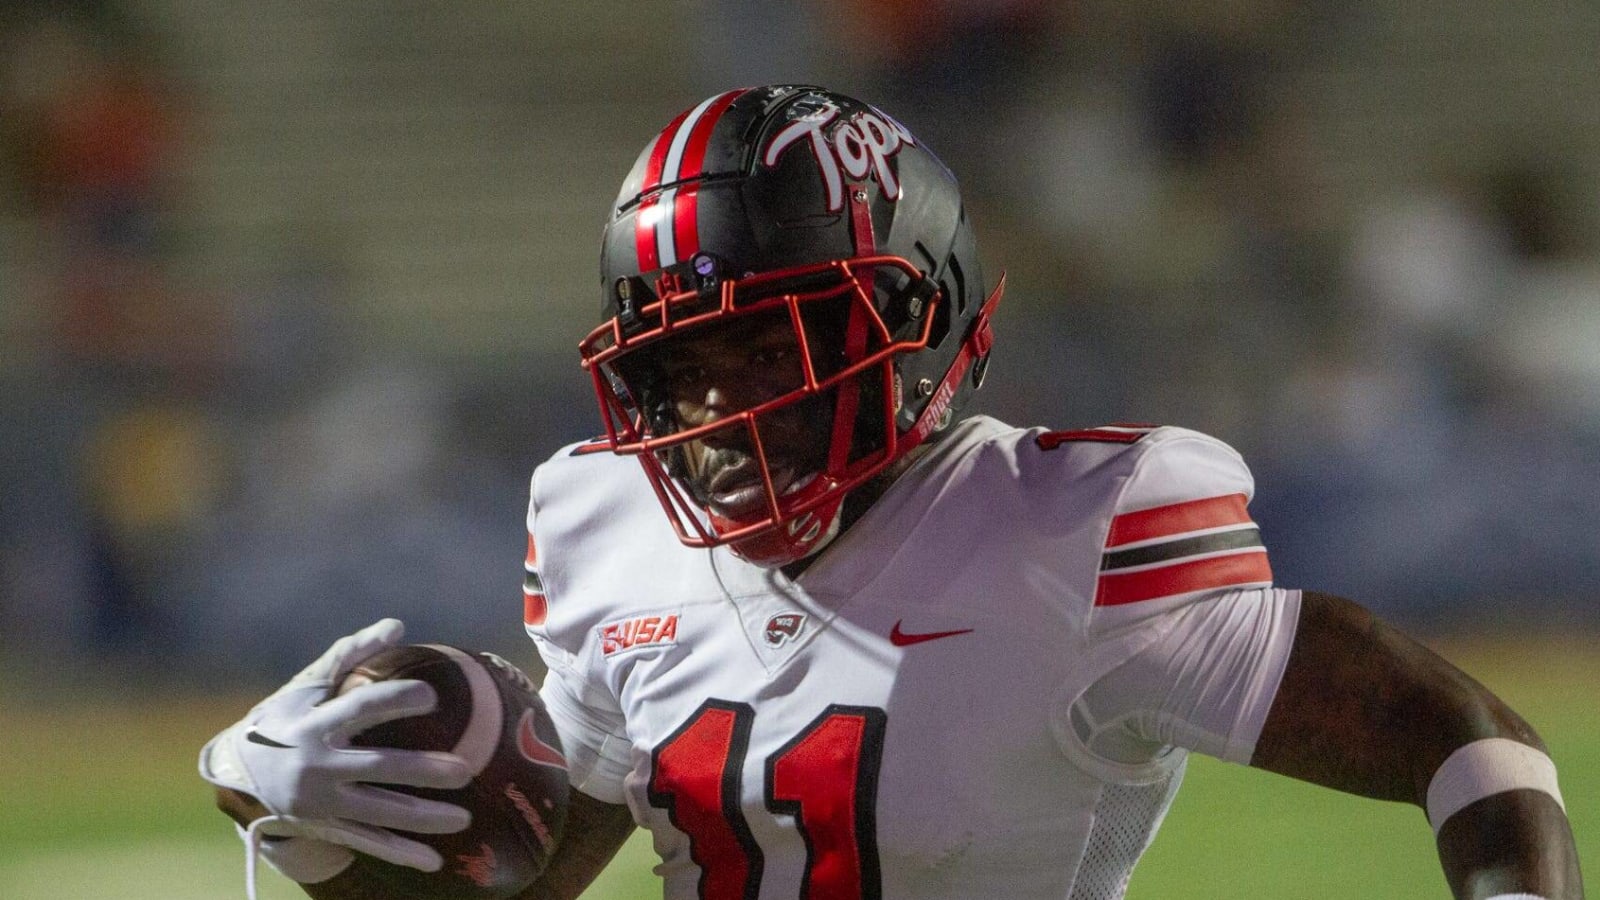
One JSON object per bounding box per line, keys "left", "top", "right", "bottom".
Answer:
{"left": 524, "top": 464, "right": 633, "bottom": 804}
{"left": 1070, "top": 586, "right": 1301, "bottom": 769}
{"left": 537, "top": 653, "right": 633, "bottom": 804}
{"left": 1062, "top": 429, "right": 1300, "bottom": 776}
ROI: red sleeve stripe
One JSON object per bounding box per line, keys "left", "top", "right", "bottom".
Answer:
{"left": 1095, "top": 551, "right": 1272, "bottom": 606}
{"left": 524, "top": 533, "right": 547, "bottom": 626}
{"left": 523, "top": 590, "right": 548, "bottom": 627}
{"left": 1106, "top": 493, "right": 1252, "bottom": 548}
{"left": 1101, "top": 526, "right": 1261, "bottom": 571}
{"left": 1036, "top": 425, "right": 1154, "bottom": 449}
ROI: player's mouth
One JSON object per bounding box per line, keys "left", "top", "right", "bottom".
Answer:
{"left": 704, "top": 458, "right": 809, "bottom": 519}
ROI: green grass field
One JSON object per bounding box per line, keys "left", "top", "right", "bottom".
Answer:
{"left": 2, "top": 637, "right": 1593, "bottom": 899}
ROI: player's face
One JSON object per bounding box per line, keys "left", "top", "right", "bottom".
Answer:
{"left": 658, "top": 311, "right": 830, "bottom": 521}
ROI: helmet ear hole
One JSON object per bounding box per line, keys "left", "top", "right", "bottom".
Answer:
{"left": 926, "top": 278, "right": 953, "bottom": 350}
{"left": 946, "top": 253, "right": 968, "bottom": 318}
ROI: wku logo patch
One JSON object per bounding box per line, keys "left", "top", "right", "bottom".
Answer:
{"left": 762, "top": 105, "right": 915, "bottom": 212}
{"left": 764, "top": 612, "right": 806, "bottom": 647}
{"left": 600, "top": 613, "right": 680, "bottom": 656}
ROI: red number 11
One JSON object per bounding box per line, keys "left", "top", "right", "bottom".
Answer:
{"left": 648, "top": 700, "right": 886, "bottom": 900}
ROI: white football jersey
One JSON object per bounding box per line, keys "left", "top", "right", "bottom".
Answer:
{"left": 524, "top": 416, "right": 1301, "bottom": 900}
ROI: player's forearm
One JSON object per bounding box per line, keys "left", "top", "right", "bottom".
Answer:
{"left": 1252, "top": 592, "right": 1583, "bottom": 898}
{"left": 510, "top": 791, "right": 637, "bottom": 900}
{"left": 1435, "top": 789, "right": 1583, "bottom": 900}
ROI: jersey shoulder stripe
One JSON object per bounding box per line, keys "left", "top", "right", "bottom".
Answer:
{"left": 1097, "top": 546, "right": 1271, "bottom": 606}
{"left": 1106, "top": 492, "right": 1251, "bottom": 547}
{"left": 1095, "top": 493, "right": 1271, "bottom": 606}
{"left": 1101, "top": 524, "right": 1262, "bottom": 570}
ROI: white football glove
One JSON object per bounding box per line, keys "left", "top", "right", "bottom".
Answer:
{"left": 199, "top": 618, "right": 472, "bottom": 884}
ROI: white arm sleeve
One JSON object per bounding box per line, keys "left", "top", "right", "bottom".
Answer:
{"left": 1073, "top": 587, "right": 1301, "bottom": 767}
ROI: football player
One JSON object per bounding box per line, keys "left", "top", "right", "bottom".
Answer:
{"left": 202, "top": 86, "right": 1584, "bottom": 900}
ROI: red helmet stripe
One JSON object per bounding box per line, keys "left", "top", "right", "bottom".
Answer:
{"left": 642, "top": 109, "right": 691, "bottom": 193}
{"left": 653, "top": 93, "right": 720, "bottom": 267}
{"left": 671, "top": 182, "right": 701, "bottom": 262}
{"left": 632, "top": 90, "right": 749, "bottom": 272}
{"left": 634, "top": 107, "right": 691, "bottom": 273}
{"left": 635, "top": 196, "right": 662, "bottom": 272}
{"left": 679, "top": 89, "right": 745, "bottom": 180}
{"left": 653, "top": 187, "right": 680, "bottom": 268}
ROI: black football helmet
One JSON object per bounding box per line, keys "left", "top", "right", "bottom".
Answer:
{"left": 579, "top": 85, "right": 1003, "bottom": 567}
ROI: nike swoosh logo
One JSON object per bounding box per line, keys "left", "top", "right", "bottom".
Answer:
{"left": 244, "top": 727, "right": 294, "bottom": 749}
{"left": 517, "top": 710, "right": 568, "bottom": 770}
{"left": 889, "top": 621, "right": 974, "bottom": 647}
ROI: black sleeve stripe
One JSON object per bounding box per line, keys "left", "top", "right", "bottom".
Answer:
{"left": 1100, "top": 526, "right": 1263, "bottom": 571}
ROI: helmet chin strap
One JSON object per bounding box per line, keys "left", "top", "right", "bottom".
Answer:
{"left": 716, "top": 482, "right": 847, "bottom": 568}
{"left": 724, "top": 503, "right": 844, "bottom": 569}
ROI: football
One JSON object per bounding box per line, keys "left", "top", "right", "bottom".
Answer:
{"left": 334, "top": 643, "right": 570, "bottom": 899}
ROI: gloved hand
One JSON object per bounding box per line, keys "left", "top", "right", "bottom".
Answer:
{"left": 199, "top": 619, "right": 472, "bottom": 882}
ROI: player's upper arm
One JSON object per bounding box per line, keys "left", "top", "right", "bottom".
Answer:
{"left": 1250, "top": 593, "right": 1583, "bottom": 897}
{"left": 1250, "top": 590, "right": 1546, "bottom": 803}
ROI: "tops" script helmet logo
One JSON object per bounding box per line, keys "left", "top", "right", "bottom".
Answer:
{"left": 762, "top": 105, "right": 916, "bottom": 214}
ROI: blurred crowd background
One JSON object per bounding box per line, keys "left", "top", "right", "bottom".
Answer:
{"left": 2, "top": 0, "right": 1597, "bottom": 691}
